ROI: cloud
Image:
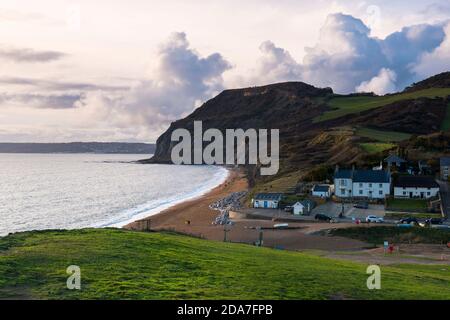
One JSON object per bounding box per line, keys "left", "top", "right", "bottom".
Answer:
{"left": 0, "top": 93, "right": 82, "bottom": 109}
{"left": 244, "top": 13, "right": 450, "bottom": 94}
{"left": 76, "top": 32, "right": 231, "bottom": 139}
{"left": 0, "top": 76, "right": 128, "bottom": 92}
{"left": 412, "top": 22, "right": 450, "bottom": 79}
{"left": 356, "top": 68, "right": 397, "bottom": 94}
{"left": 0, "top": 46, "right": 66, "bottom": 63}
{"left": 246, "top": 41, "right": 302, "bottom": 85}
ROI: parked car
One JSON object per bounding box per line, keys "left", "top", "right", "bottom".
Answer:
{"left": 315, "top": 214, "right": 333, "bottom": 222}
{"left": 284, "top": 206, "right": 293, "bottom": 213}
{"left": 366, "top": 215, "right": 384, "bottom": 223}
{"left": 399, "top": 217, "right": 419, "bottom": 225}
{"left": 354, "top": 201, "right": 369, "bottom": 209}
{"left": 425, "top": 218, "right": 443, "bottom": 225}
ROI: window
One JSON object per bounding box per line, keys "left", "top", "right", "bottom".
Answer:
{"left": 359, "top": 190, "right": 363, "bottom": 195}
{"left": 379, "top": 184, "right": 382, "bottom": 188}
{"left": 359, "top": 183, "right": 363, "bottom": 187}
{"left": 427, "top": 192, "right": 431, "bottom": 196}
{"left": 379, "top": 190, "right": 383, "bottom": 195}
{"left": 369, "top": 183, "right": 372, "bottom": 188}
{"left": 403, "top": 191, "right": 406, "bottom": 195}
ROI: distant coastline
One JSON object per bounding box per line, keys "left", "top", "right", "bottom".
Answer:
{"left": 0, "top": 142, "right": 155, "bottom": 154}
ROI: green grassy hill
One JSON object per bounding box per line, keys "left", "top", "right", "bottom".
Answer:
{"left": 355, "top": 127, "right": 412, "bottom": 142}
{"left": 0, "top": 229, "right": 449, "bottom": 300}
{"left": 315, "top": 88, "right": 450, "bottom": 122}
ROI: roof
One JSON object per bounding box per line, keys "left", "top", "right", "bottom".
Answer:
{"left": 334, "top": 169, "right": 353, "bottom": 179}
{"left": 254, "top": 193, "right": 283, "bottom": 201}
{"left": 440, "top": 157, "right": 450, "bottom": 166}
{"left": 384, "top": 154, "right": 406, "bottom": 164}
{"left": 394, "top": 176, "right": 439, "bottom": 188}
{"left": 313, "top": 184, "right": 330, "bottom": 192}
{"left": 353, "top": 170, "right": 390, "bottom": 183}
{"left": 335, "top": 169, "right": 390, "bottom": 183}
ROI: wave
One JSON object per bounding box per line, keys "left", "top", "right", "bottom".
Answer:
{"left": 96, "top": 166, "right": 230, "bottom": 228}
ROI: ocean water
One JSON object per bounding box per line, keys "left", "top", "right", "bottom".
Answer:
{"left": 0, "top": 154, "right": 228, "bottom": 236}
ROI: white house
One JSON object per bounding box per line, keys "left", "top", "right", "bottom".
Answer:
{"left": 394, "top": 176, "right": 439, "bottom": 199}
{"left": 253, "top": 193, "right": 283, "bottom": 209}
{"left": 312, "top": 184, "right": 331, "bottom": 198}
{"left": 334, "top": 168, "right": 391, "bottom": 199}
{"left": 292, "top": 200, "right": 315, "bottom": 215}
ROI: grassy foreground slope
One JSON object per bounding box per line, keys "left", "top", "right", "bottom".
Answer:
{"left": 0, "top": 229, "right": 449, "bottom": 300}
{"left": 315, "top": 88, "right": 450, "bottom": 122}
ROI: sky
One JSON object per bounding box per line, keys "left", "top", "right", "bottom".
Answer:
{"left": 1, "top": 0, "right": 450, "bottom": 143}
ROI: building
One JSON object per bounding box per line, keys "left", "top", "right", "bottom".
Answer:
{"left": 293, "top": 200, "right": 315, "bottom": 215}
{"left": 253, "top": 193, "right": 283, "bottom": 209}
{"left": 384, "top": 154, "right": 406, "bottom": 168}
{"left": 334, "top": 168, "right": 391, "bottom": 199}
{"left": 312, "top": 184, "right": 331, "bottom": 198}
{"left": 441, "top": 157, "right": 450, "bottom": 180}
{"left": 394, "top": 176, "right": 439, "bottom": 199}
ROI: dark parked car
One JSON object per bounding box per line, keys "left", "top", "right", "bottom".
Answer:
{"left": 354, "top": 201, "right": 369, "bottom": 209}
{"left": 425, "top": 218, "right": 443, "bottom": 225}
{"left": 399, "top": 217, "right": 419, "bottom": 225}
{"left": 315, "top": 214, "right": 333, "bottom": 222}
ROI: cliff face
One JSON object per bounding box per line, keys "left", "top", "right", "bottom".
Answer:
{"left": 148, "top": 82, "right": 333, "bottom": 163}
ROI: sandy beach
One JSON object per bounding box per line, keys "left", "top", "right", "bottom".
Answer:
{"left": 124, "top": 168, "right": 248, "bottom": 235}
{"left": 124, "top": 167, "right": 368, "bottom": 251}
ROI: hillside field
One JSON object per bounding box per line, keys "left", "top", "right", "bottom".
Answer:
{"left": 0, "top": 229, "right": 449, "bottom": 300}
{"left": 355, "top": 127, "right": 412, "bottom": 142}
{"left": 315, "top": 88, "right": 450, "bottom": 122}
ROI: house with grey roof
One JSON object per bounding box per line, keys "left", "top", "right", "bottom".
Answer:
{"left": 441, "top": 157, "right": 450, "bottom": 180}
{"left": 384, "top": 154, "right": 406, "bottom": 168}
{"left": 252, "top": 193, "right": 283, "bottom": 209}
{"left": 334, "top": 168, "right": 391, "bottom": 199}
{"left": 394, "top": 176, "right": 439, "bottom": 199}
{"left": 312, "top": 184, "right": 331, "bottom": 198}
{"left": 293, "top": 200, "right": 315, "bottom": 215}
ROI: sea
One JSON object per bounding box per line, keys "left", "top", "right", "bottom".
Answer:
{"left": 0, "top": 154, "right": 228, "bottom": 236}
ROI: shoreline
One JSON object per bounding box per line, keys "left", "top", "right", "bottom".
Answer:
{"left": 109, "top": 165, "right": 230, "bottom": 228}
{"left": 124, "top": 167, "right": 248, "bottom": 233}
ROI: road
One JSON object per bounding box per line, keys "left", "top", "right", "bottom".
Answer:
{"left": 437, "top": 180, "right": 450, "bottom": 221}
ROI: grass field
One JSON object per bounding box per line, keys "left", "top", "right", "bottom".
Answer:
{"left": 386, "top": 198, "right": 429, "bottom": 212}
{"left": 314, "top": 88, "right": 450, "bottom": 122}
{"left": 360, "top": 142, "right": 396, "bottom": 154}
{"left": 356, "top": 127, "right": 412, "bottom": 142}
{"left": 442, "top": 102, "right": 450, "bottom": 131}
{"left": 328, "top": 226, "right": 450, "bottom": 245}
{"left": 0, "top": 229, "right": 449, "bottom": 299}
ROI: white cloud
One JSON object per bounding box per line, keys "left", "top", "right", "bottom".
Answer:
{"left": 75, "top": 32, "right": 231, "bottom": 140}
{"left": 242, "top": 13, "right": 449, "bottom": 94}
{"left": 356, "top": 68, "right": 397, "bottom": 94}
{"left": 413, "top": 22, "right": 450, "bottom": 79}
